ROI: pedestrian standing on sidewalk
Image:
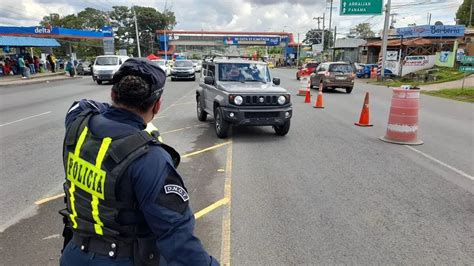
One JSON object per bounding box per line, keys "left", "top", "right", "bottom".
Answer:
{"left": 18, "top": 56, "right": 27, "bottom": 79}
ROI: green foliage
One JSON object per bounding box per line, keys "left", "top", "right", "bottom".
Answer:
{"left": 348, "top": 23, "right": 375, "bottom": 39}
{"left": 38, "top": 6, "right": 176, "bottom": 58}
{"left": 373, "top": 67, "right": 467, "bottom": 86}
{"left": 303, "top": 29, "right": 333, "bottom": 50}
{"left": 422, "top": 87, "right": 474, "bottom": 103}
{"left": 456, "top": 0, "right": 473, "bottom": 26}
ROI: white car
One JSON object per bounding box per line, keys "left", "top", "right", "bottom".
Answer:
{"left": 92, "top": 55, "right": 129, "bottom": 85}
{"left": 192, "top": 60, "right": 202, "bottom": 72}
{"left": 152, "top": 59, "right": 171, "bottom": 76}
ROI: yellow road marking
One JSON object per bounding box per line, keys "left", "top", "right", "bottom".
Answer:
{"left": 194, "top": 197, "right": 229, "bottom": 220}
{"left": 161, "top": 124, "right": 207, "bottom": 135}
{"left": 182, "top": 141, "right": 231, "bottom": 158}
{"left": 220, "top": 142, "right": 233, "bottom": 265}
{"left": 35, "top": 193, "right": 65, "bottom": 205}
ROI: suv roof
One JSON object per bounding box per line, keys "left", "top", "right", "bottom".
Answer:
{"left": 213, "top": 58, "right": 267, "bottom": 65}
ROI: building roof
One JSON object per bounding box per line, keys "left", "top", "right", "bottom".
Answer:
{"left": 0, "top": 36, "right": 60, "bottom": 47}
{"left": 334, "top": 38, "right": 367, "bottom": 48}
{"left": 364, "top": 37, "right": 458, "bottom": 47}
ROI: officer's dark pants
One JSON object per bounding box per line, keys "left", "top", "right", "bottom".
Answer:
{"left": 60, "top": 242, "right": 133, "bottom": 266}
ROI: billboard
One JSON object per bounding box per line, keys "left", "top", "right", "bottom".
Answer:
{"left": 396, "top": 25, "right": 465, "bottom": 38}
{"left": 224, "top": 36, "right": 280, "bottom": 46}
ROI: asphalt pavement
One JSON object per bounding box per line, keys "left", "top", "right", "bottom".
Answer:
{"left": 0, "top": 70, "right": 473, "bottom": 264}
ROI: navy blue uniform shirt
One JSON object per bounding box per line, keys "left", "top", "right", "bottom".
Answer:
{"left": 64, "top": 99, "right": 219, "bottom": 266}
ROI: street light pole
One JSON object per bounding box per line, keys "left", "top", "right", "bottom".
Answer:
{"left": 328, "top": 0, "right": 333, "bottom": 60}
{"left": 133, "top": 5, "right": 141, "bottom": 58}
{"left": 380, "top": 0, "right": 392, "bottom": 78}
{"left": 297, "top": 32, "right": 300, "bottom": 68}
{"left": 164, "top": 29, "right": 168, "bottom": 61}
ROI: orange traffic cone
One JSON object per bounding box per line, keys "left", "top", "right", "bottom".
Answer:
{"left": 313, "top": 83, "right": 324, "bottom": 108}
{"left": 304, "top": 81, "right": 311, "bottom": 103}
{"left": 355, "top": 92, "right": 373, "bottom": 127}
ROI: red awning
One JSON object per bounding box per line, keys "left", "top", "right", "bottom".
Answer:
{"left": 147, "top": 54, "right": 160, "bottom": 60}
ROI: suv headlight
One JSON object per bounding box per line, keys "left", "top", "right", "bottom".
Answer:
{"left": 278, "top": 95, "right": 286, "bottom": 105}
{"left": 234, "top": 95, "right": 243, "bottom": 105}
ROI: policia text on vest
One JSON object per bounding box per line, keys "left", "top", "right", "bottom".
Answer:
{"left": 67, "top": 152, "right": 106, "bottom": 200}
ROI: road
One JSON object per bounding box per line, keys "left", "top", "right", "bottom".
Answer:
{"left": 0, "top": 69, "right": 473, "bottom": 264}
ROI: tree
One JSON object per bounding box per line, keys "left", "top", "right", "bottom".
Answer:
{"left": 37, "top": 6, "right": 177, "bottom": 58}
{"left": 348, "top": 23, "right": 375, "bottom": 39}
{"left": 109, "top": 6, "right": 176, "bottom": 56}
{"left": 303, "top": 29, "right": 333, "bottom": 50}
{"left": 456, "top": 0, "right": 472, "bottom": 26}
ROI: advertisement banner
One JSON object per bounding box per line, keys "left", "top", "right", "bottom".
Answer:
{"left": 386, "top": 50, "right": 398, "bottom": 61}
{"left": 401, "top": 55, "right": 436, "bottom": 76}
{"left": 224, "top": 36, "right": 280, "bottom": 46}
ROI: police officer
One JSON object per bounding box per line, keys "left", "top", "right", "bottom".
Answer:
{"left": 60, "top": 58, "right": 219, "bottom": 265}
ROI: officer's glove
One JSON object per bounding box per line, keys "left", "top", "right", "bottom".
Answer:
{"left": 145, "top": 122, "right": 163, "bottom": 142}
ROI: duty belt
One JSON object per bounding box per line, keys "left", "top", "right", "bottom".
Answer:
{"left": 72, "top": 234, "right": 133, "bottom": 258}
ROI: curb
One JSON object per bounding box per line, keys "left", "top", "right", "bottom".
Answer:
{"left": 0, "top": 75, "right": 82, "bottom": 87}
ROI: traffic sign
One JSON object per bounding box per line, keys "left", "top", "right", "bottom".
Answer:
{"left": 340, "top": 0, "right": 383, "bottom": 15}
{"left": 460, "top": 56, "right": 474, "bottom": 64}
{"left": 459, "top": 66, "right": 474, "bottom": 73}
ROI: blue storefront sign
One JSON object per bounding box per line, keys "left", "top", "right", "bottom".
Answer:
{"left": 224, "top": 36, "right": 280, "bottom": 46}
{"left": 396, "top": 25, "right": 465, "bottom": 38}
{"left": 0, "top": 26, "right": 111, "bottom": 39}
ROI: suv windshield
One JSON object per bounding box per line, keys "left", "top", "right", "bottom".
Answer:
{"left": 95, "top": 57, "right": 118, "bottom": 66}
{"left": 174, "top": 61, "right": 193, "bottom": 67}
{"left": 218, "top": 63, "right": 269, "bottom": 82}
{"left": 330, "top": 64, "right": 353, "bottom": 73}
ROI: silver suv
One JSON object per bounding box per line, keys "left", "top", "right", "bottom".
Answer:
{"left": 196, "top": 57, "right": 292, "bottom": 138}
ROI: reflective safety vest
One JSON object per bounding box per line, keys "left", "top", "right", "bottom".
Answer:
{"left": 61, "top": 110, "right": 179, "bottom": 245}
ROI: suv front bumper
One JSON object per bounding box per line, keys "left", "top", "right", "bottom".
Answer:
{"left": 221, "top": 106, "right": 292, "bottom": 126}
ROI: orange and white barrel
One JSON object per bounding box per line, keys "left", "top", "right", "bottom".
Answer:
{"left": 379, "top": 88, "right": 423, "bottom": 145}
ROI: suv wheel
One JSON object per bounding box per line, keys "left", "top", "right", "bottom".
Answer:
{"left": 296, "top": 73, "right": 300, "bottom": 80}
{"left": 346, "top": 87, "right": 353, "bottom": 94}
{"left": 274, "top": 120, "right": 290, "bottom": 136}
{"left": 214, "top": 107, "right": 230, "bottom": 138}
{"left": 364, "top": 73, "right": 369, "bottom": 79}
{"left": 196, "top": 96, "right": 207, "bottom": 121}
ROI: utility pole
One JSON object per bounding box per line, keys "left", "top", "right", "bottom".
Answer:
{"left": 328, "top": 0, "right": 333, "bottom": 60}
{"left": 133, "top": 5, "right": 141, "bottom": 58}
{"left": 470, "top": 3, "right": 473, "bottom": 27}
{"left": 322, "top": 13, "right": 325, "bottom": 54}
{"left": 332, "top": 26, "right": 337, "bottom": 60}
{"left": 380, "top": 0, "right": 391, "bottom": 78}
{"left": 164, "top": 29, "right": 168, "bottom": 61}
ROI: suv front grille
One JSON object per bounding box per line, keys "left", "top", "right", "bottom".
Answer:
{"left": 244, "top": 112, "right": 279, "bottom": 119}
{"left": 244, "top": 95, "right": 278, "bottom": 106}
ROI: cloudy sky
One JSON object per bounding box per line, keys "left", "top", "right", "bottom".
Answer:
{"left": 0, "top": 0, "right": 464, "bottom": 39}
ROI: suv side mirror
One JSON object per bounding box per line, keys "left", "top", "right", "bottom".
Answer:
{"left": 273, "top": 78, "right": 280, "bottom": 86}
{"left": 204, "top": 76, "right": 214, "bottom": 85}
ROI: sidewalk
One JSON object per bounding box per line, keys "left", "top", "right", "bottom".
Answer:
{"left": 419, "top": 74, "right": 474, "bottom": 91}
{"left": 0, "top": 71, "right": 79, "bottom": 87}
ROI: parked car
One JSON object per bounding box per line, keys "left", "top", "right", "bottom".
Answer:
{"left": 310, "top": 62, "right": 355, "bottom": 93}
{"left": 92, "top": 55, "right": 129, "bottom": 85}
{"left": 356, "top": 64, "right": 394, "bottom": 78}
{"left": 76, "top": 61, "right": 92, "bottom": 75}
{"left": 192, "top": 60, "right": 202, "bottom": 72}
{"left": 151, "top": 59, "right": 171, "bottom": 76}
{"left": 296, "top": 62, "right": 319, "bottom": 80}
{"left": 171, "top": 60, "right": 196, "bottom": 81}
{"left": 197, "top": 57, "right": 292, "bottom": 138}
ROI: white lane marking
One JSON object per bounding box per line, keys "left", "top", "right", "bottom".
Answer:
{"left": 42, "top": 234, "right": 60, "bottom": 240}
{"left": 0, "top": 111, "right": 52, "bottom": 127}
{"left": 405, "top": 145, "right": 474, "bottom": 181}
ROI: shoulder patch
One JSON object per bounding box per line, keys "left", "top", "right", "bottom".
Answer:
{"left": 164, "top": 184, "right": 189, "bottom": 202}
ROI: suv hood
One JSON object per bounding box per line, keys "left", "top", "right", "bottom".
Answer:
{"left": 218, "top": 82, "right": 288, "bottom": 94}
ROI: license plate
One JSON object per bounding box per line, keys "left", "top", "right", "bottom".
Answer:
{"left": 336, "top": 76, "right": 346, "bottom": 80}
